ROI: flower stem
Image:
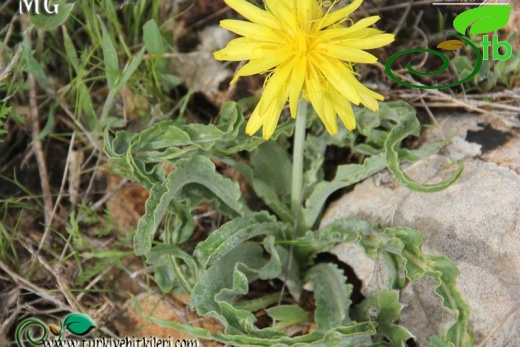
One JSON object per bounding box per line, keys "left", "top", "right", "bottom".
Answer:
{"left": 291, "top": 98, "right": 308, "bottom": 220}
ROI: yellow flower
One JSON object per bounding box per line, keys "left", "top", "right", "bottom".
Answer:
{"left": 214, "top": 0, "right": 394, "bottom": 140}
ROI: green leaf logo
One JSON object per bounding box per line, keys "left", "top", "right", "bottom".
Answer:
{"left": 63, "top": 313, "right": 96, "bottom": 336}
{"left": 453, "top": 6, "right": 514, "bottom": 35}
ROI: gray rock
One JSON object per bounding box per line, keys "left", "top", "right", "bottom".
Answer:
{"left": 321, "top": 115, "right": 520, "bottom": 346}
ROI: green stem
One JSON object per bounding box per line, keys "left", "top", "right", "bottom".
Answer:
{"left": 291, "top": 98, "right": 308, "bottom": 220}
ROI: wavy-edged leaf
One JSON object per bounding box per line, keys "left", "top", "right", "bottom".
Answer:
{"left": 191, "top": 241, "right": 284, "bottom": 338}
{"left": 291, "top": 219, "right": 369, "bottom": 266}
{"left": 305, "top": 263, "right": 352, "bottom": 332}
{"left": 141, "top": 306, "right": 376, "bottom": 347}
{"left": 302, "top": 153, "right": 387, "bottom": 229}
{"left": 384, "top": 101, "right": 463, "bottom": 192}
{"left": 353, "top": 289, "right": 413, "bottom": 346}
{"left": 104, "top": 103, "right": 242, "bottom": 185}
{"left": 219, "top": 158, "right": 293, "bottom": 223}
{"left": 355, "top": 223, "right": 473, "bottom": 346}
{"left": 63, "top": 313, "right": 96, "bottom": 336}
{"left": 214, "top": 110, "right": 295, "bottom": 155}
{"left": 453, "top": 6, "right": 514, "bottom": 35}
{"left": 193, "top": 212, "right": 286, "bottom": 268}
{"left": 427, "top": 255, "right": 473, "bottom": 347}
{"left": 134, "top": 155, "right": 243, "bottom": 255}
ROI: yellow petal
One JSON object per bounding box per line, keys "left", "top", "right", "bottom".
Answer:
{"left": 318, "top": 16, "right": 381, "bottom": 41}
{"left": 305, "top": 64, "right": 334, "bottom": 132}
{"left": 359, "top": 91, "right": 382, "bottom": 111}
{"left": 310, "top": 54, "right": 361, "bottom": 104}
{"left": 332, "top": 94, "right": 356, "bottom": 130}
{"left": 318, "top": 0, "right": 363, "bottom": 29}
{"left": 247, "top": 63, "right": 292, "bottom": 139}
{"left": 220, "top": 19, "right": 283, "bottom": 43}
{"left": 230, "top": 45, "right": 292, "bottom": 84}
{"left": 213, "top": 42, "right": 265, "bottom": 61}
{"left": 265, "top": 0, "right": 298, "bottom": 35}
{"left": 296, "top": 0, "right": 323, "bottom": 31}
{"left": 224, "top": 0, "right": 280, "bottom": 30}
{"left": 262, "top": 89, "right": 289, "bottom": 139}
{"left": 245, "top": 106, "right": 264, "bottom": 136}
{"left": 288, "top": 56, "right": 306, "bottom": 118}
{"left": 322, "top": 90, "right": 339, "bottom": 135}
{"left": 317, "top": 43, "right": 378, "bottom": 63}
{"left": 340, "top": 33, "right": 395, "bottom": 49}
{"left": 259, "top": 63, "right": 292, "bottom": 116}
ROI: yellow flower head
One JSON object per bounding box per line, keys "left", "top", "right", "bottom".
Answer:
{"left": 214, "top": 0, "right": 394, "bottom": 140}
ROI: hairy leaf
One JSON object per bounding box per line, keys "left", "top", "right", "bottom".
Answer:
{"left": 194, "top": 212, "right": 286, "bottom": 268}
{"left": 353, "top": 289, "right": 413, "bottom": 346}
{"left": 305, "top": 263, "right": 352, "bottom": 332}
{"left": 384, "top": 102, "right": 464, "bottom": 192}
{"left": 250, "top": 141, "right": 293, "bottom": 200}
{"left": 134, "top": 156, "right": 243, "bottom": 255}
{"left": 302, "top": 153, "right": 387, "bottom": 229}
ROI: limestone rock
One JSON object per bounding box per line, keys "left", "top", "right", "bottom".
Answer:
{"left": 321, "top": 113, "right": 520, "bottom": 346}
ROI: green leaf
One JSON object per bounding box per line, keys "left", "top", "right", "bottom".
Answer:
{"left": 353, "top": 289, "right": 413, "bottom": 346}
{"left": 166, "top": 200, "right": 194, "bottom": 244}
{"left": 134, "top": 155, "right": 244, "bottom": 255}
{"left": 143, "top": 19, "right": 164, "bottom": 54}
{"left": 113, "top": 47, "right": 145, "bottom": 91}
{"left": 78, "top": 81, "right": 98, "bottom": 131}
{"left": 160, "top": 74, "right": 182, "bottom": 89}
{"left": 222, "top": 159, "right": 293, "bottom": 223}
{"left": 148, "top": 244, "right": 200, "bottom": 292}
{"left": 29, "top": 1, "right": 74, "bottom": 30}
{"left": 250, "top": 141, "right": 293, "bottom": 200}
{"left": 153, "top": 256, "right": 176, "bottom": 293}
{"left": 62, "top": 27, "right": 78, "bottom": 71}
{"left": 190, "top": 241, "right": 283, "bottom": 337}
{"left": 22, "top": 38, "right": 49, "bottom": 89}
{"left": 267, "top": 305, "right": 308, "bottom": 330}
{"left": 99, "top": 18, "right": 119, "bottom": 90}
{"left": 63, "top": 313, "right": 96, "bottom": 336}
{"left": 384, "top": 101, "right": 464, "bottom": 192}
{"left": 305, "top": 263, "right": 352, "bottom": 332}
{"left": 104, "top": 102, "right": 243, "bottom": 186}
{"left": 427, "top": 255, "right": 473, "bottom": 347}
{"left": 453, "top": 5, "right": 514, "bottom": 35}
{"left": 33, "top": 105, "right": 55, "bottom": 142}
{"left": 302, "top": 153, "right": 387, "bottom": 229}
{"left": 194, "top": 212, "right": 286, "bottom": 268}
{"left": 353, "top": 222, "right": 473, "bottom": 346}
{"left": 290, "top": 218, "right": 369, "bottom": 267}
